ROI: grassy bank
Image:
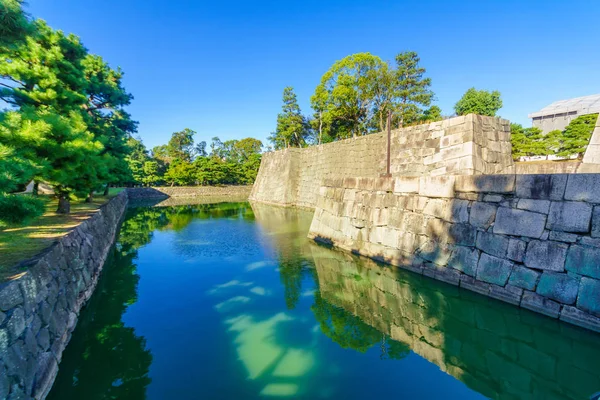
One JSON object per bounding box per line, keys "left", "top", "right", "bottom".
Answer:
{"left": 0, "top": 189, "right": 123, "bottom": 280}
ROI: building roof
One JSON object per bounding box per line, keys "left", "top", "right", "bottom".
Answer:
{"left": 528, "top": 93, "right": 600, "bottom": 119}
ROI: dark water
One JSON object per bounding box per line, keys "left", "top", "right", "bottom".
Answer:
{"left": 48, "top": 202, "right": 600, "bottom": 400}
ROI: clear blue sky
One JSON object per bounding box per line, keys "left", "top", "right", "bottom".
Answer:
{"left": 27, "top": 0, "right": 600, "bottom": 149}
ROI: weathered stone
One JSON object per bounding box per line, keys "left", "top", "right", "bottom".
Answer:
{"left": 460, "top": 275, "right": 490, "bottom": 296}
{"left": 517, "top": 199, "right": 550, "bottom": 214}
{"left": 564, "top": 174, "right": 600, "bottom": 203}
{"left": 546, "top": 201, "right": 592, "bottom": 233}
{"left": 516, "top": 174, "right": 567, "bottom": 200}
{"left": 32, "top": 352, "right": 58, "bottom": 400}
{"left": 506, "top": 239, "right": 526, "bottom": 262}
{"left": 37, "top": 328, "right": 50, "bottom": 352}
{"left": 419, "top": 176, "right": 455, "bottom": 198}
{"left": 448, "top": 223, "right": 477, "bottom": 246}
{"left": 565, "top": 245, "right": 600, "bottom": 279}
{"left": 469, "top": 202, "right": 497, "bottom": 229}
{"left": 592, "top": 206, "right": 600, "bottom": 238}
{"left": 524, "top": 240, "right": 568, "bottom": 272}
{"left": 0, "top": 310, "right": 5, "bottom": 325}
{"left": 521, "top": 291, "right": 561, "bottom": 318}
{"left": 508, "top": 266, "right": 540, "bottom": 291}
{"left": 4, "top": 340, "right": 26, "bottom": 379}
{"left": 8, "top": 383, "right": 25, "bottom": 400}
{"left": 476, "top": 253, "right": 513, "bottom": 286}
{"left": 489, "top": 284, "right": 523, "bottom": 306}
{"left": 0, "top": 283, "right": 24, "bottom": 311}
{"left": 434, "top": 266, "right": 461, "bottom": 286}
{"left": 577, "top": 277, "right": 600, "bottom": 317}
{"left": 476, "top": 231, "right": 509, "bottom": 258}
{"left": 447, "top": 246, "right": 479, "bottom": 277}
{"left": 536, "top": 272, "right": 579, "bottom": 304}
{"left": 493, "top": 207, "right": 546, "bottom": 238}
{"left": 455, "top": 175, "right": 515, "bottom": 193}
{"left": 580, "top": 237, "right": 600, "bottom": 248}
{"left": 548, "top": 231, "right": 578, "bottom": 243}
{"left": 483, "top": 194, "right": 503, "bottom": 202}
{"left": 6, "top": 308, "right": 25, "bottom": 343}
{"left": 0, "top": 329, "right": 8, "bottom": 356}
{"left": 393, "top": 177, "right": 419, "bottom": 194}
{"left": 560, "top": 306, "right": 600, "bottom": 333}
{"left": 0, "top": 361, "right": 8, "bottom": 400}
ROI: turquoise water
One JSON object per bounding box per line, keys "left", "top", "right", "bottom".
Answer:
{"left": 48, "top": 202, "right": 600, "bottom": 399}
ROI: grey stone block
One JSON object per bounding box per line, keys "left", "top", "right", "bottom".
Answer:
{"left": 565, "top": 174, "right": 600, "bottom": 203}
{"left": 517, "top": 199, "right": 550, "bottom": 214}
{"left": 548, "top": 231, "right": 578, "bottom": 243}
{"left": 0, "top": 361, "right": 8, "bottom": 400}
{"left": 547, "top": 201, "right": 592, "bottom": 233}
{"left": 476, "top": 231, "right": 509, "bottom": 258}
{"left": 447, "top": 246, "right": 480, "bottom": 277}
{"left": 592, "top": 206, "right": 600, "bottom": 238}
{"left": 0, "top": 283, "right": 24, "bottom": 311}
{"left": 460, "top": 275, "right": 491, "bottom": 296}
{"left": 455, "top": 175, "right": 515, "bottom": 193}
{"left": 508, "top": 266, "right": 540, "bottom": 290}
{"left": 524, "top": 240, "right": 568, "bottom": 272}
{"left": 507, "top": 239, "right": 526, "bottom": 262}
{"left": 580, "top": 237, "right": 600, "bottom": 248}
{"left": 469, "top": 202, "right": 497, "bottom": 229}
{"left": 493, "top": 207, "right": 546, "bottom": 238}
{"left": 6, "top": 308, "right": 25, "bottom": 343}
{"left": 577, "top": 277, "right": 600, "bottom": 317}
{"left": 521, "top": 291, "right": 561, "bottom": 318}
{"left": 483, "top": 194, "right": 503, "bottom": 202}
{"left": 489, "top": 284, "right": 523, "bottom": 305}
{"left": 448, "top": 223, "right": 477, "bottom": 246}
{"left": 476, "top": 253, "right": 513, "bottom": 286}
{"left": 565, "top": 245, "right": 600, "bottom": 279}
{"left": 536, "top": 272, "right": 580, "bottom": 304}
{"left": 560, "top": 306, "right": 600, "bottom": 333}
{"left": 516, "top": 174, "right": 567, "bottom": 200}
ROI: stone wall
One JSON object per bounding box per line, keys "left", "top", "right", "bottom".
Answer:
{"left": 308, "top": 174, "right": 600, "bottom": 332}
{"left": 0, "top": 192, "right": 128, "bottom": 399}
{"left": 515, "top": 161, "right": 600, "bottom": 174}
{"left": 126, "top": 185, "right": 252, "bottom": 200}
{"left": 582, "top": 114, "right": 600, "bottom": 164}
{"left": 250, "top": 114, "right": 514, "bottom": 208}
{"left": 312, "top": 246, "right": 600, "bottom": 399}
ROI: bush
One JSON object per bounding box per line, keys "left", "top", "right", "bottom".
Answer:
{"left": 0, "top": 194, "right": 45, "bottom": 226}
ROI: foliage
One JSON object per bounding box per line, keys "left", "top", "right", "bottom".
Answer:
{"left": 167, "top": 128, "right": 196, "bottom": 162}
{"left": 0, "top": 0, "right": 32, "bottom": 47}
{"left": 454, "top": 87, "right": 503, "bottom": 117}
{"left": 270, "top": 87, "right": 310, "bottom": 149}
{"left": 421, "top": 105, "right": 443, "bottom": 123}
{"left": 555, "top": 113, "right": 598, "bottom": 159}
{"left": 0, "top": 193, "right": 44, "bottom": 226}
{"left": 510, "top": 123, "right": 549, "bottom": 160}
{"left": 393, "top": 51, "right": 434, "bottom": 127}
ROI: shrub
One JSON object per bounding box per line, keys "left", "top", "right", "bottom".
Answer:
{"left": 0, "top": 194, "right": 45, "bottom": 226}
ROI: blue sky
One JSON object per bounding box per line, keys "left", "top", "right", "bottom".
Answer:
{"left": 27, "top": 0, "right": 600, "bottom": 149}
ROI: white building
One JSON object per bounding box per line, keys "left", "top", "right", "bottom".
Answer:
{"left": 528, "top": 93, "right": 600, "bottom": 133}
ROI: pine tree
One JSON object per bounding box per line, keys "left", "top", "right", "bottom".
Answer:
{"left": 271, "top": 87, "right": 309, "bottom": 149}
{"left": 393, "top": 51, "right": 434, "bottom": 127}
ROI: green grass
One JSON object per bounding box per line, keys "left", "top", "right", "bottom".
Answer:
{"left": 0, "top": 189, "right": 122, "bottom": 281}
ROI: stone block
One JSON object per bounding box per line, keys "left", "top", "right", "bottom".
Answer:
{"left": 447, "top": 246, "right": 480, "bottom": 277}
{"left": 476, "top": 231, "right": 509, "bottom": 258}
{"left": 493, "top": 207, "right": 546, "bottom": 238}
{"left": 469, "top": 202, "right": 497, "bottom": 229}
{"left": 520, "top": 291, "right": 561, "bottom": 319}
{"left": 0, "top": 282, "right": 24, "bottom": 312}
{"left": 483, "top": 194, "right": 503, "bottom": 202}
{"left": 547, "top": 201, "right": 592, "bottom": 233}
{"left": 419, "top": 176, "right": 455, "bottom": 198}
{"left": 516, "top": 174, "right": 567, "bottom": 200}
{"left": 565, "top": 245, "right": 600, "bottom": 279}
{"left": 577, "top": 277, "right": 600, "bottom": 317}
{"left": 508, "top": 266, "right": 540, "bottom": 291}
{"left": 524, "top": 240, "right": 568, "bottom": 272}
{"left": 592, "top": 206, "right": 600, "bottom": 238}
{"left": 536, "top": 272, "right": 580, "bottom": 304}
{"left": 580, "top": 237, "right": 600, "bottom": 248}
{"left": 548, "top": 231, "right": 578, "bottom": 243}
{"left": 460, "top": 275, "right": 491, "bottom": 296}
{"left": 560, "top": 306, "right": 600, "bottom": 333}
{"left": 507, "top": 238, "right": 526, "bottom": 262}
{"left": 564, "top": 174, "right": 600, "bottom": 203}
{"left": 454, "top": 175, "right": 515, "bottom": 193}
{"left": 6, "top": 307, "right": 25, "bottom": 343}
{"left": 448, "top": 223, "right": 477, "bottom": 246}
{"left": 476, "top": 253, "right": 513, "bottom": 286}
{"left": 393, "top": 177, "right": 419, "bottom": 194}
{"left": 489, "top": 284, "right": 523, "bottom": 306}
{"left": 517, "top": 199, "right": 550, "bottom": 214}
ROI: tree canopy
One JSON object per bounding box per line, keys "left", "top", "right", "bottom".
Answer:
{"left": 454, "top": 88, "right": 503, "bottom": 117}
{"left": 270, "top": 87, "right": 310, "bottom": 149}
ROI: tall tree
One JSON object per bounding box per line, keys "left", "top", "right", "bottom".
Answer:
{"left": 0, "top": 0, "right": 32, "bottom": 48}
{"left": 454, "top": 88, "right": 503, "bottom": 117}
{"left": 167, "top": 128, "right": 195, "bottom": 162}
{"left": 393, "top": 51, "right": 434, "bottom": 127}
{"left": 271, "top": 86, "right": 309, "bottom": 149}
{"left": 556, "top": 113, "right": 598, "bottom": 159}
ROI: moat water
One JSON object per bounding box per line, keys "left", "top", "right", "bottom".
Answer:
{"left": 48, "top": 202, "right": 600, "bottom": 399}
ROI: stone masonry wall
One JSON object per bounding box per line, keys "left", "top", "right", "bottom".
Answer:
{"left": 249, "top": 114, "right": 514, "bottom": 208}
{"left": 0, "top": 192, "right": 128, "bottom": 399}
{"left": 126, "top": 185, "right": 252, "bottom": 200}
{"left": 308, "top": 174, "right": 600, "bottom": 332}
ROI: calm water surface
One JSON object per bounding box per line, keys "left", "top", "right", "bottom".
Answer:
{"left": 48, "top": 202, "right": 600, "bottom": 399}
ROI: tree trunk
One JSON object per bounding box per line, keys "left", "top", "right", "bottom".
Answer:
{"left": 103, "top": 184, "right": 110, "bottom": 196}
{"left": 57, "top": 195, "right": 71, "bottom": 214}
{"left": 32, "top": 181, "right": 39, "bottom": 196}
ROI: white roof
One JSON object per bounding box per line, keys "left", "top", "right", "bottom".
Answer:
{"left": 528, "top": 93, "right": 600, "bottom": 119}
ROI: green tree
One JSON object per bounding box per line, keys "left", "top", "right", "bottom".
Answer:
{"left": 454, "top": 87, "right": 503, "bottom": 117}
{"left": 165, "top": 160, "right": 196, "bottom": 186}
{"left": 125, "top": 137, "right": 150, "bottom": 185}
{"left": 167, "top": 128, "right": 196, "bottom": 162}
{"left": 421, "top": 105, "right": 443, "bottom": 123}
{"left": 556, "top": 114, "right": 598, "bottom": 159}
{"left": 271, "top": 87, "right": 310, "bottom": 149}
{"left": 393, "top": 51, "right": 434, "bottom": 127}
{"left": 0, "top": 0, "right": 32, "bottom": 48}
{"left": 510, "top": 123, "right": 550, "bottom": 160}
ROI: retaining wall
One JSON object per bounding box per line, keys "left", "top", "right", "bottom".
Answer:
{"left": 308, "top": 174, "right": 600, "bottom": 332}
{"left": 0, "top": 192, "right": 128, "bottom": 399}
{"left": 250, "top": 114, "right": 514, "bottom": 208}
{"left": 126, "top": 185, "right": 252, "bottom": 200}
